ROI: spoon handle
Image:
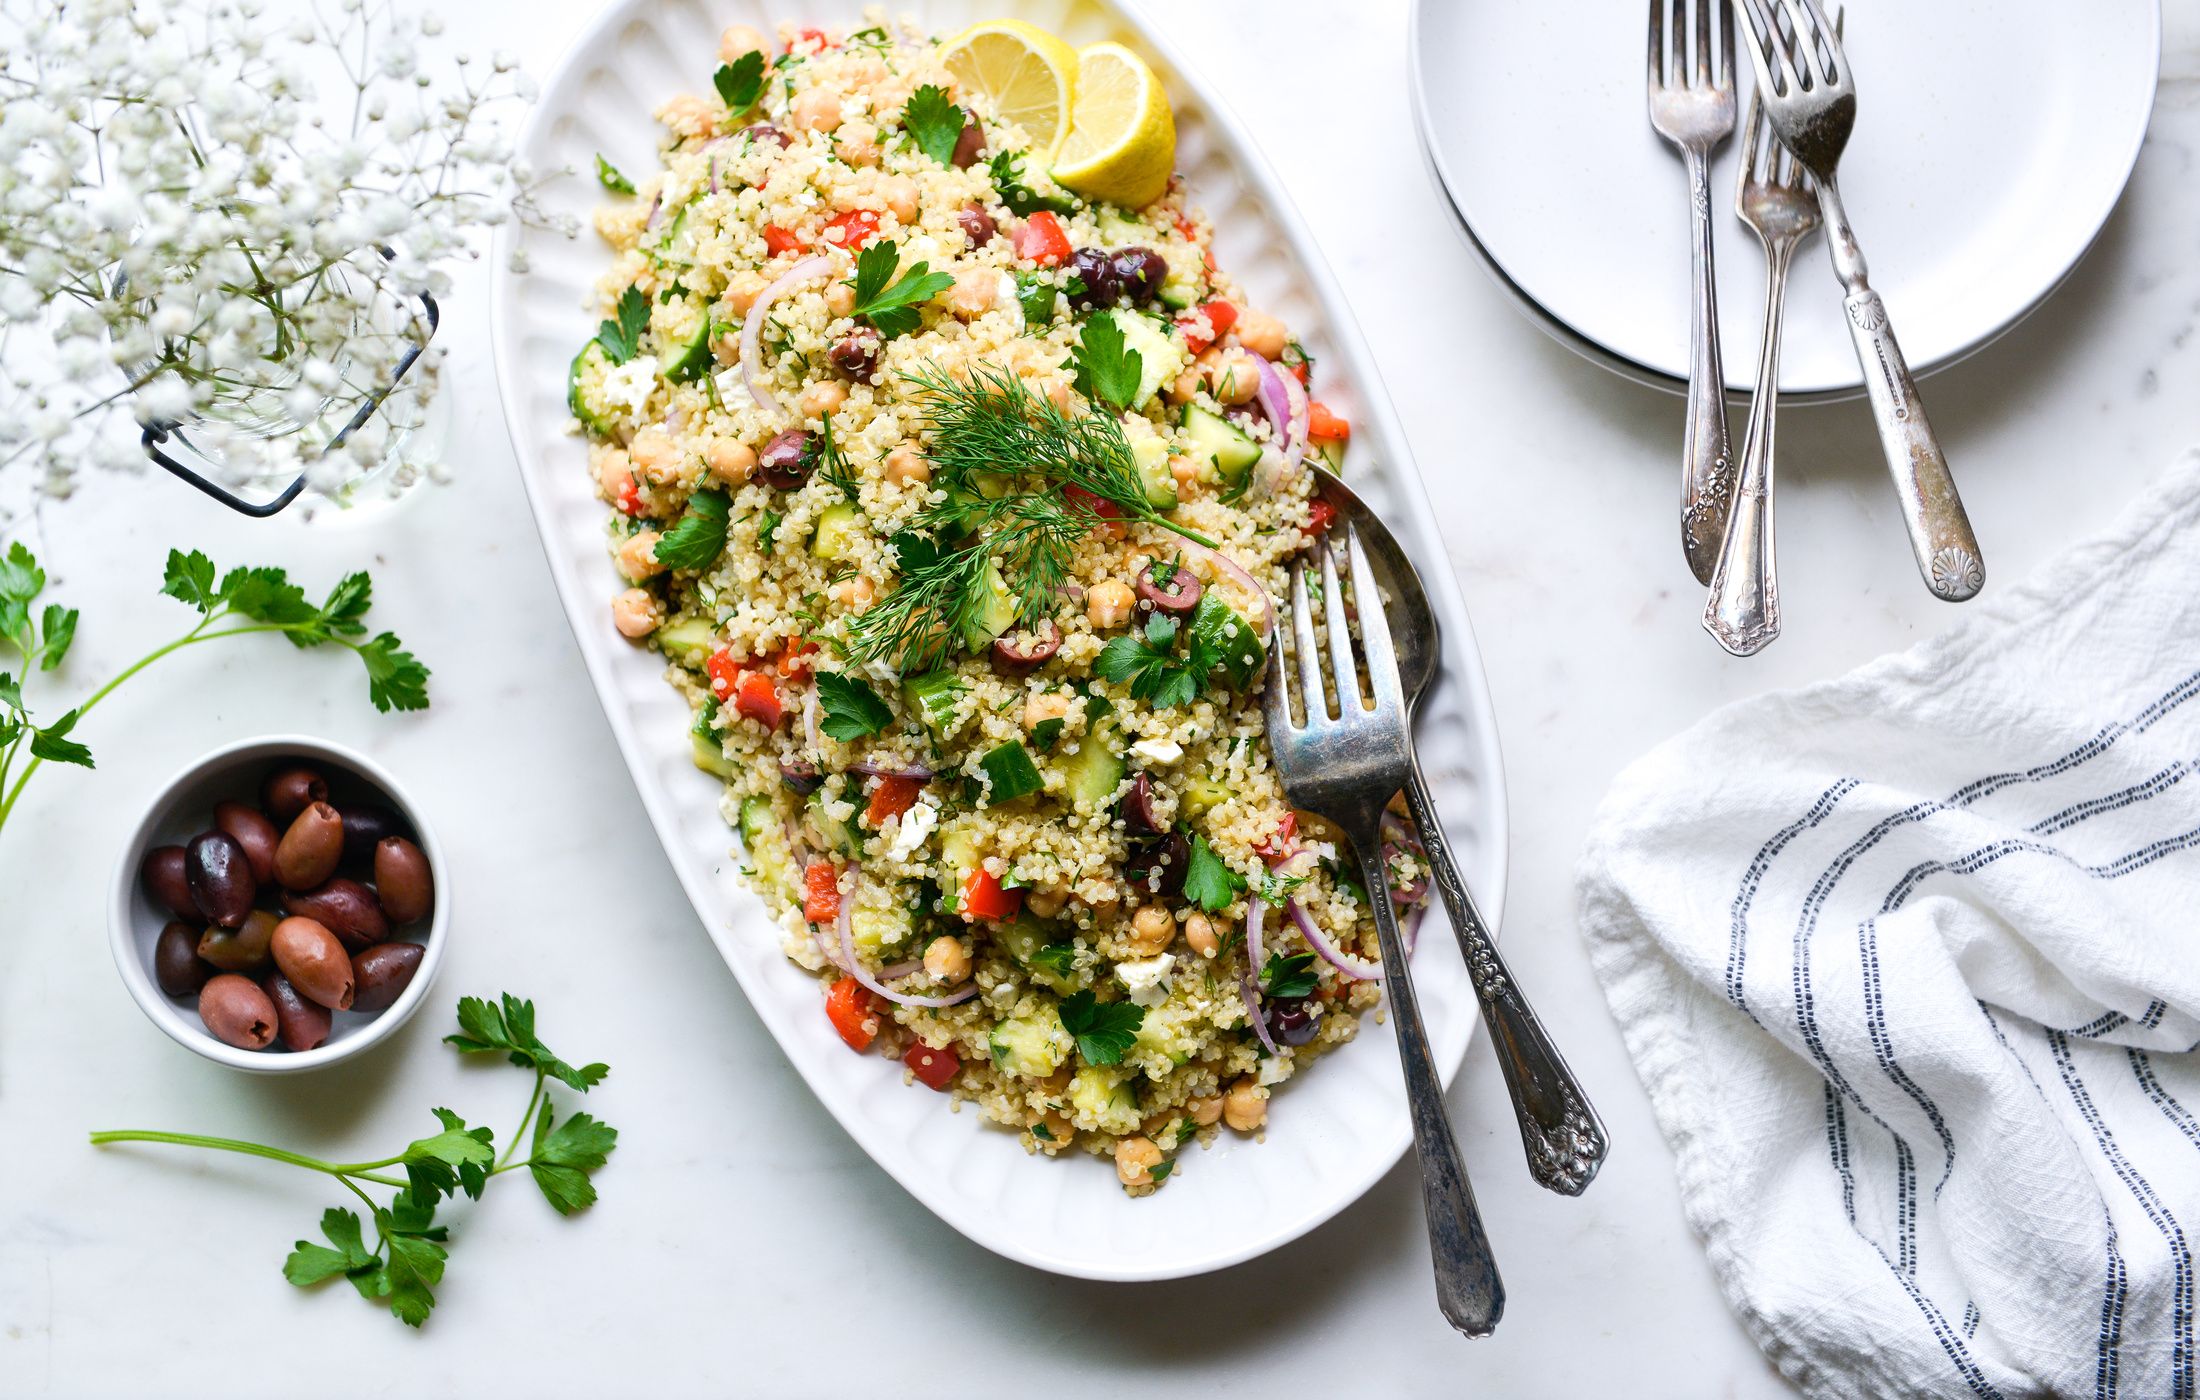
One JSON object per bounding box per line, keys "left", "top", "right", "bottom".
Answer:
{"left": 1403, "top": 758, "right": 1608, "bottom": 1195}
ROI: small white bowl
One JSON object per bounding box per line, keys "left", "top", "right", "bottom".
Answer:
{"left": 109, "top": 734, "right": 449, "bottom": 1073}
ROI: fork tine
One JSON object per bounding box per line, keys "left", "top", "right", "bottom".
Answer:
{"left": 1692, "top": 0, "right": 1711, "bottom": 85}
{"left": 1261, "top": 617, "right": 1297, "bottom": 734}
{"left": 1344, "top": 528, "right": 1404, "bottom": 711}
{"left": 1775, "top": 0, "right": 1819, "bottom": 85}
{"left": 1721, "top": 0, "right": 1736, "bottom": 88}
{"left": 1731, "top": 0, "right": 1794, "bottom": 99}
{"left": 1736, "top": 85, "right": 1762, "bottom": 193}
{"left": 1798, "top": 0, "right": 1841, "bottom": 80}
{"left": 1647, "top": 0, "right": 1665, "bottom": 89}
{"left": 1290, "top": 560, "right": 1328, "bottom": 724}
{"left": 1319, "top": 542, "right": 1360, "bottom": 713}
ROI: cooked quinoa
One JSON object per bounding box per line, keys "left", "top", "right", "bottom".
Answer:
{"left": 573, "top": 15, "right": 1426, "bottom": 1194}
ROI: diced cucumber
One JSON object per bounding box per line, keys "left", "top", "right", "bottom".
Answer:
{"left": 1059, "top": 721, "right": 1127, "bottom": 810}
{"left": 810, "top": 502, "right": 863, "bottom": 561}
{"left": 567, "top": 342, "right": 616, "bottom": 437}
{"left": 691, "top": 730, "right": 735, "bottom": 779}
{"left": 959, "top": 557, "right": 1018, "bottom": 653}
{"left": 1180, "top": 773, "right": 1231, "bottom": 820}
{"left": 1156, "top": 240, "right": 1204, "bottom": 310}
{"left": 850, "top": 905, "right": 914, "bottom": 958}
{"left": 995, "top": 916, "right": 1081, "bottom": 995}
{"left": 989, "top": 1013, "right": 1072, "bottom": 1079}
{"left": 1130, "top": 430, "right": 1176, "bottom": 511}
{"left": 739, "top": 796, "right": 795, "bottom": 899}
{"left": 656, "top": 615, "right": 715, "bottom": 668}
{"left": 1314, "top": 437, "right": 1346, "bottom": 474}
{"left": 1190, "top": 593, "right": 1265, "bottom": 691}
{"left": 1179, "top": 403, "right": 1261, "bottom": 487}
{"left": 980, "top": 741, "right": 1044, "bottom": 804}
{"left": 1094, "top": 207, "right": 1149, "bottom": 247}
{"left": 901, "top": 671, "right": 966, "bottom": 734}
{"left": 939, "top": 825, "right": 984, "bottom": 903}
{"left": 1102, "top": 307, "right": 1184, "bottom": 411}
{"left": 808, "top": 789, "right": 862, "bottom": 858}
{"left": 662, "top": 315, "right": 715, "bottom": 384}
{"left": 1067, "top": 1064, "right": 1139, "bottom": 1131}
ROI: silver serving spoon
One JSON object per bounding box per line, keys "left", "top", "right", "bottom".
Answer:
{"left": 1310, "top": 467, "right": 1609, "bottom": 1195}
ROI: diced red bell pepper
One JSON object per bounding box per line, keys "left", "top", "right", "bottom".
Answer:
{"left": 1011, "top": 211, "right": 1072, "bottom": 267}
{"left": 865, "top": 774, "right": 924, "bottom": 828}
{"left": 804, "top": 861, "right": 843, "bottom": 924}
{"left": 1305, "top": 498, "right": 1339, "bottom": 537}
{"left": 825, "top": 975, "right": 878, "bottom": 1051}
{"left": 1064, "top": 485, "right": 1127, "bottom": 522}
{"left": 1256, "top": 812, "right": 1299, "bottom": 867}
{"left": 705, "top": 650, "right": 742, "bottom": 701}
{"left": 774, "top": 638, "right": 820, "bottom": 680}
{"left": 1307, "top": 401, "right": 1350, "bottom": 443}
{"left": 786, "top": 25, "right": 832, "bottom": 55}
{"left": 958, "top": 868, "right": 1022, "bottom": 922}
{"left": 1172, "top": 213, "right": 1200, "bottom": 242}
{"left": 822, "top": 209, "right": 881, "bottom": 252}
{"left": 1177, "top": 298, "right": 1239, "bottom": 355}
{"left": 731, "top": 667, "right": 786, "bottom": 729}
{"left": 616, "top": 477, "right": 644, "bottom": 517}
{"left": 905, "top": 1040, "right": 960, "bottom": 1090}
{"left": 763, "top": 225, "right": 805, "bottom": 257}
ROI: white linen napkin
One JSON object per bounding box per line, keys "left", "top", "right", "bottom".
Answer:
{"left": 1579, "top": 454, "right": 2200, "bottom": 1400}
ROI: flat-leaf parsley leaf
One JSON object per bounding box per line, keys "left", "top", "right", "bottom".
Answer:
{"left": 652, "top": 489, "right": 731, "bottom": 571}
{"left": 901, "top": 84, "right": 965, "bottom": 165}
{"left": 594, "top": 154, "right": 635, "bottom": 194}
{"left": 815, "top": 671, "right": 894, "bottom": 741}
{"left": 714, "top": 49, "right": 765, "bottom": 110}
{"left": 847, "top": 240, "right": 954, "bottom": 339}
{"left": 1262, "top": 951, "right": 1319, "bottom": 1000}
{"left": 1182, "top": 833, "right": 1248, "bottom": 913}
{"left": 1071, "top": 312, "right": 1143, "bottom": 411}
{"left": 1057, "top": 989, "right": 1144, "bottom": 1066}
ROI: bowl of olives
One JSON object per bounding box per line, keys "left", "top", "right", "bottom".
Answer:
{"left": 108, "top": 735, "right": 448, "bottom": 1072}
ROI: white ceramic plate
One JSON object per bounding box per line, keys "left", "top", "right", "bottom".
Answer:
{"left": 1411, "top": 0, "right": 2160, "bottom": 399}
{"left": 491, "top": 0, "right": 1508, "bottom": 1280}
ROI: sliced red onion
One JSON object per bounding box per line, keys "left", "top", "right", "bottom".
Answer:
{"left": 836, "top": 874, "right": 979, "bottom": 1008}
{"left": 878, "top": 959, "right": 923, "bottom": 981}
{"left": 1380, "top": 809, "right": 1428, "bottom": 857}
{"left": 708, "top": 155, "right": 720, "bottom": 195}
{"left": 741, "top": 253, "right": 832, "bottom": 414}
{"left": 1402, "top": 899, "right": 1428, "bottom": 958}
{"left": 1250, "top": 351, "right": 1307, "bottom": 476}
{"left": 1240, "top": 895, "right": 1280, "bottom": 1055}
{"left": 1287, "top": 896, "right": 1382, "bottom": 981}
{"left": 848, "top": 760, "right": 936, "bottom": 781}
{"left": 802, "top": 684, "right": 823, "bottom": 755}
{"left": 643, "top": 190, "right": 663, "bottom": 229}
{"left": 1180, "top": 538, "right": 1274, "bottom": 636}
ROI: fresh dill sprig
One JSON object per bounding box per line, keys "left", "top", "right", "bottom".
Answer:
{"left": 816, "top": 413, "right": 859, "bottom": 501}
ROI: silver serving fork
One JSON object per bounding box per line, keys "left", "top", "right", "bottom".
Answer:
{"left": 1648, "top": 0, "right": 1738, "bottom": 585}
{"left": 1731, "top": 0, "right": 1985, "bottom": 602}
{"left": 1702, "top": 21, "right": 1826, "bottom": 656}
{"left": 1263, "top": 526, "right": 1503, "bottom": 1338}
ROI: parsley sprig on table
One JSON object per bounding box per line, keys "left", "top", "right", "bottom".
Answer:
{"left": 0, "top": 545, "right": 428, "bottom": 839}
{"left": 89, "top": 995, "right": 614, "bottom": 1329}
{"left": 843, "top": 367, "right": 1218, "bottom": 674}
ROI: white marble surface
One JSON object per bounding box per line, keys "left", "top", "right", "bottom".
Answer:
{"left": 1, "top": 2, "right": 2194, "bottom": 1394}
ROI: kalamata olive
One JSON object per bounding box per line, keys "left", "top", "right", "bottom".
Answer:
{"left": 282, "top": 879, "right": 390, "bottom": 951}
{"left": 989, "top": 618, "right": 1062, "bottom": 670}
{"left": 339, "top": 802, "right": 409, "bottom": 869}
{"left": 1067, "top": 247, "right": 1121, "bottom": 311}
{"left": 261, "top": 972, "right": 332, "bottom": 1052}
{"left": 185, "top": 829, "right": 257, "bottom": 927}
{"left": 197, "top": 908, "right": 279, "bottom": 974}
{"left": 950, "top": 111, "right": 987, "bottom": 168}
{"left": 828, "top": 327, "right": 881, "bottom": 381}
{"left": 373, "top": 836, "right": 435, "bottom": 926}
{"left": 779, "top": 760, "right": 823, "bottom": 797}
{"left": 758, "top": 429, "right": 815, "bottom": 489}
{"left": 1267, "top": 995, "right": 1320, "bottom": 1047}
{"left": 141, "top": 845, "right": 201, "bottom": 921}
{"left": 272, "top": 916, "right": 354, "bottom": 1011}
{"left": 154, "top": 920, "right": 214, "bottom": 998}
{"left": 212, "top": 800, "right": 279, "bottom": 884}
{"left": 1136, "top": 563, "right": 1203, "bottom": 616}
{"left": 199, "top": 974, "right": 278, "bottom": 1051}
{"left": 261, "top": 764, "right": 328, "bottom": 826}
{"left": 742, "top": 121, "right": 792, "bottom": 149}
{"left": 350, "top": 941, "right": 426, "bottom": 1014}
{"left": 275, "top": 801, "right": 344, "bottom": 891}
{"left": 1112, "top": 246, "right": 1168, "bottom": 305}
{"left": 956, "top": 203, "right": 996, "bottom": 248}
{"left": 1125, "top": 832, "right": 1190, "bottom": 900}
{"left": 1121, "top": 772, "right": 1164, "bottom": 837}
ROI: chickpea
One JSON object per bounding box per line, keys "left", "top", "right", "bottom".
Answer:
{"left": 800, "top": 380, "right": 848, "bottom": 418}
{"left": 1023, "top": 689, "right": 1073, "bottom": 730}
{"left": 791, "top": 84, "right": 844, "bottom": 134}
{"left": 1203, "top": 347, "right": 1261, "bottom": 406}
{"left": 727, "top": 270, "right": 768, "bottom": 316}
{"left": 879, "top": 176, "right": 920, "bottom": 225}
{"left": 657, "top": 93, "right": 720, "bottom": 141}
{"left": 1167, "top": 365, "right": 1203, "bottom": 405}
{"left": 1169, "top": 454, "right": 1200, "bottom": 491}
{"left": 824, "top": 281, "right": 856, "bottom": 318}
{"left": 1234, "top": 308, "right": 1289, "bottom": 361}
{"left": 1115, "top": 1136, "right": 1164, "bottom": 1188}
{"left": 1024, "top": 886, "right": 1068, "bottom": 920}
{"left": 616, "top": 530, "right": 664, "bottom": 582}
{"left": 885, "top": 444, "right": 930, "bottom": 485}
{"left": 946, "top": 268, "right": 998, "bottom": 320}
{"left": 841, "top": 57, "right": 888, "bottom": 88}
{"left": 1223, "top": 1076, "right": 1267, "bottom": 1132}
{"left": 611, "top": 587, "right": 662, "bottom": 638}
{"left": 718, "top": 22, "right": 768, "bottom": 61}
{"left": 1127, "top": 904, "right": 1175, "bottom": 956}
{"left": 828, "top": 576, "right": 878, "bottom": 611}
{"left": 1182, "top": 911, "right": 1219, "bottom": 959}
{"left": 836, "top": 119, "right": 881, "bottom": 167}
{"left": 922, "top": 935, "right": 971, "bottom": 984}
{"left": 1040, "top": 1063, "right": 1074, "bottom": 1095}
{"left": 703, "top": 438, "right": 756, "bottom": 485}
{"left": 1188, "top": 1094, "right": 1225, "bottom": 1127}
{"left": 592, "top": 445, "right": 634, "bottom": 498}
{"left": 628, "top": 426, "right": 683, "bottom": 485}
{"left": 1086, "top": 578, "right": 1135, "bottom": 629}
{"left": 1043, "top": 377, "right": 1076, "bottom": 412}
{"left": 1033, "top": 1110, "right": 1075, "bottom": 1152}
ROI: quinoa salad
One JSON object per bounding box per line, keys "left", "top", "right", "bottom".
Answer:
{"left": 571, "top": 16, "right": 1427, "bottom": 1194}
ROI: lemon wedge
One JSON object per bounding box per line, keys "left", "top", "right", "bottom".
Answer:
{"left": 1051, "top": 42, "right": 1175, "bottom": 210}
{"left": 940, "top": 20, "right": 1077, "bottom": 157}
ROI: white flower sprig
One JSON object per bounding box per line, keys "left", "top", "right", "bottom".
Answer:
{"left": 0, "top": 0, "right": 571, "bottom": 527}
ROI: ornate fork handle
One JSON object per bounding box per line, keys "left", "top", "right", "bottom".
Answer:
{"left": 1816, "top": 177, "right": 1984, "bottom": 602}
{"left": 1679, "top": 146, "right": 1734, "bottom": 585}
{"left": 1403, "top": 762, "right": 1608, "bottom": 1196}
{"left": 1703, "top": 234, "right": 1798, "bottom": 654}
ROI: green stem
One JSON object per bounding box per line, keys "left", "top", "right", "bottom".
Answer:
{"left": 496, "top": 1072, "right": 546, "bottom": 1170}
{"left": 87, "top": 1130, "right": 406, "bottom": 1188}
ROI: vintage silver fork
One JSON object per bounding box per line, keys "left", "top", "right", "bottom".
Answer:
{"left": 1648, "top": 0, "right": 1737, "bottom": 586}
{"left": 1702, "top": 38, "right": 1823, "bottom": 655}
{"left": 1263, "top": 527, "right": 1503, "bottom": 1338}
{"left": 1732, "top": 0, "right": 1985, "bottom": 603}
